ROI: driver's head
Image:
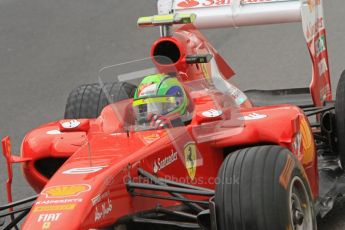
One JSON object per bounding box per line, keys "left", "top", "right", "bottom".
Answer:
{"left": 133, "top": 74, "right": 188, "bottom": 120}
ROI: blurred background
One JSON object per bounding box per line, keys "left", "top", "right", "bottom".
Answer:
{"left": 0, "top": 0, "right": 344, "bottom": 228}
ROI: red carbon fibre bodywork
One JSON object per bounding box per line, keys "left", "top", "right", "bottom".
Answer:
{"left": 20, "top": 103, "right": 318, "bottom": 229}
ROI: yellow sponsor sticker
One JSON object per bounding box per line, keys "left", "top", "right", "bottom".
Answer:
{"left": 42, "top": 222, "right": 51, "bottom": 229}
{"left": 34, "top": 204, "right": 76, "bottom": 212}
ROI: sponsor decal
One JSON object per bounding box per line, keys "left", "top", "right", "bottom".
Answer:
{"left": 239, "top": 113, "right": 267, "bottom": 121}
{"left": 184, "top": 142, "right": 197, "bottom": 180}
{"left": 292, "top": 132, "right": 302, "bottom": 157}
{"left": 37, "top": 213, "right": 62, "bottom": 222}
{"left": 36, "top": 198, "right": 83, "bottom": 205}
{"left": 202, "top": 109, "right": 223, "bottom": 118}
{"left": 175, "top": 0, "right": 231, "bottom": 9}
{"left": 153, "top": 150, "right": 178, "bottom": 174}
{"left": 61, "top": 119, "right": 80, "bottom": 129}
{"left": 315, "top": 34, "right": 326, "bottom": 56}
{"left": 94, "top": 198, "right": 113, "bottom": 222}
{"left": 34, "top": 204, "right": 76, "bottom": 212}
{"left": 318, "top": 58, "right": 328, "bottom": 76}
{"left": 42, "top": 184, "right": 91, "bottom": 198}
{"left": 138, "top": 83, "right": 157, "bottom": 97}
{"left": 91, "top": 191, "right": 110, "bottom": 206}
{"left": 143, "top": 133, "right": 161, "bottom": 144}
{"left": 42, "top": 222, "right": 51, "bottom": 229}
{"left": 228, "top": 84, "right": 248, "bottom": 105}
{"left": 62, "top": 166, "right": 107, "bottom": 175}
{"left": 320, "top": 84, "right": 331, "bottom": 101}
{"left": 46, "top": 130, "right": 62, "bottom": 135}
{"left": 177, "top": 0, "right": 199, "bottom": 8}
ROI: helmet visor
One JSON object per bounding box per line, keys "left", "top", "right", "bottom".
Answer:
{"left": 133, "top": 96, "right": 183, "bottom": 120}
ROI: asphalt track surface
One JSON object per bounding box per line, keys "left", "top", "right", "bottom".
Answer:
{"left": 0, "top": 0, "right": 344, "bottom": 229}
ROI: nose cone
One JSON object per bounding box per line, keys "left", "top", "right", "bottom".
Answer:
{"left": 21, "top": 134, "right": 141, "bottom": 229}
{"left": 22, "top": 170, "right": 128, "bottom": 230}
{"left": 22, "top": 131, "right": 168, "bottom": 229}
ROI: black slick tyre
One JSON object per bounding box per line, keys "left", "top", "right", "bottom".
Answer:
{"left": 215, "top": 145, "right": 316, "bottom": 230}
{"left": 64, "top": 82, "right": 136, "bottom": 119}
{"left": 335, "top": 70, "right": 345, "bottom": 168}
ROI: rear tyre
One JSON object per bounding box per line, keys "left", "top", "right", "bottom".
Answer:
{"left": 64, "top": 82, "right": 136, "bottom": 119}
{"left": 336, "top": 70, "right": 345, "bottom": 168}
{"left": 215, "top": 145, "right": 316, "bottom": 230}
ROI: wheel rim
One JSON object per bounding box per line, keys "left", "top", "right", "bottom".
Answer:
{"left": 289, "top": 177, "right": 313, "bottom": 230}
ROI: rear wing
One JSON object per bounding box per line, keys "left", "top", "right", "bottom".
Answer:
{"left": 158, "top": 0, "right": 301, "bottom": 28}
{"left": 157, "top": 0, "right": 332, "bottom": 106}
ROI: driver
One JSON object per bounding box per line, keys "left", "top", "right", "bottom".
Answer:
{"left": 132, "top": 74, "right": 191, "bottom": 129}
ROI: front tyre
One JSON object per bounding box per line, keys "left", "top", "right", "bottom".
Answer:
{"left": 215, "top": 146, "right": 316, "bottom": 230}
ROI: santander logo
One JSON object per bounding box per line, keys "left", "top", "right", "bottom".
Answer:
{"left": 177, "top": 0, "right": 200, "bottom": 8}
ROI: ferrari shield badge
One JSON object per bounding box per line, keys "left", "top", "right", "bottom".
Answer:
{"left": 184, "top": 142, "right": 197, "bottom": 180}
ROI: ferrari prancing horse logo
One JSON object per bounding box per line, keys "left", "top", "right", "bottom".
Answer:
{"left": 184, "top": 142, "right": 197, "bottom": 180}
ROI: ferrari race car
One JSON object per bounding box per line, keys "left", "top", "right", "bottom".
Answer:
{"left": 1, "top": 0, "right": 345, "bottom": 229}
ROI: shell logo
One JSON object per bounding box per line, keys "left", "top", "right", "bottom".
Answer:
{"left": 41, "top": 184, "right": 91, "bottom": 198}
{"left": 177, "top": 0, "right": 199, "bottom": 8}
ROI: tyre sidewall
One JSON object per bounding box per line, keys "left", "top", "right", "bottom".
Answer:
{"left": 278, "top": 155, "right": 316, "bottom": 230}
{"left": 336, "top": 70, "right": 345, "bottom": 167}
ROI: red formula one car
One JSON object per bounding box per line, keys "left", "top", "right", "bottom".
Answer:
{"left": 1, "top": 0, "right": 345, "bottom": 229}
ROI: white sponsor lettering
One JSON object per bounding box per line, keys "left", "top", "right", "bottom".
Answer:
{"left": 239, "top": 113, "right": 267, "bottom": 121}
{"left": 61, "top": 119, "right": 81, "bottom": 129}
{"left": 91, "top": 191, "right": 110, "bottom": 206}
{"left": 202, "top": 109, "right": 223, "bottom": 118}
{"left": 46, "top": 130, "right": 62, "bottom": 135}
{"left": 153, "top": 150, "right": 178, "bottom": 174}
{"left": 95, "top": 198, "right": 112, "bottom": 222}
{"left": 38, "top": 213, "right": 62, "bottom": 222}
{"left": 62, "top": 166, "right": 107, "bottom": 175}
{"left": 227, "top": 83, "right": 248, "bottom": 105}
{"left": 318, "top": 58, "right": 328, "bottom": 76}
{"left": 320, "top": 84, "right": 331, "bottom": 101}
